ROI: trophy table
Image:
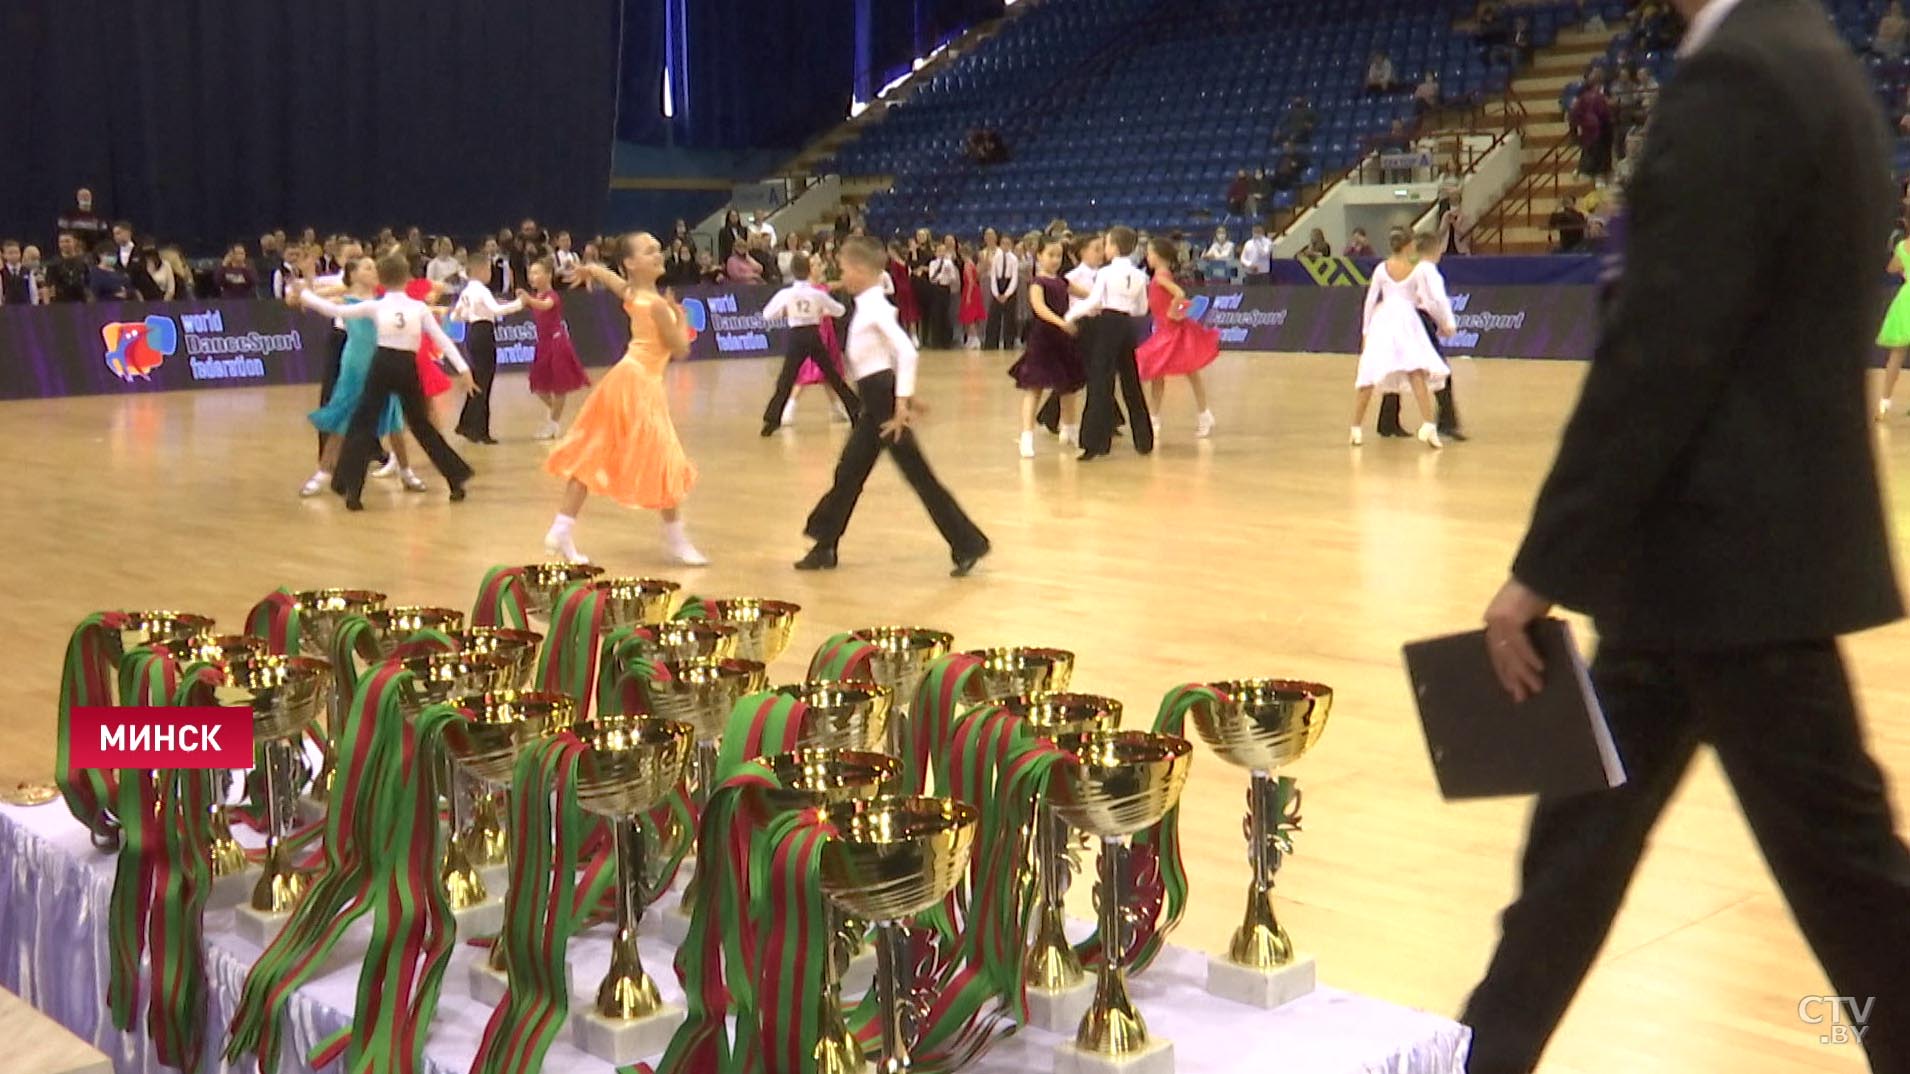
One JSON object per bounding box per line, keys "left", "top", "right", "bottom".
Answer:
{"left": 1049, "top": 730, "right": 1193, "bottom": 1074}
{"left": 1190, "top": 679, "right": 1332, "bottom": 1010}
{"left": 568, "top": 715, "right": 695, "bottom": 1065}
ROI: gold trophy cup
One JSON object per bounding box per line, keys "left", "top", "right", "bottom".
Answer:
{"left": 593, "top": 577, "right": 683, "bottom": 627}
{"left": 1000, "top": 693, "right": 1122, "bottom": 1028}
{"left": 778, "top": 681, "right": 896, "bottom": 754}
{"left": 214, "top": 654, "right": 332, "bottom": 915}
{"left": 288, "top": 590, "right": 387, "bottom": 803}
{"left": 1189, "top": 679, "right": 1332, "bottom": 1008}
{"left": 963, "top": 646, "right": 1077, "bottom": 700}
{"left": 109, "top": 611, "right": 218, "bottom": 661}
{"left": 819, "top": 795, "right": 979, "bottom": 1074}
{"left": 441, "top": 691, "right": 579, "bottom": 979}
{"left": 1048, "top": 730, "right": 1193, "bottom": 1074}
{"left": 704, "top": 598, "right": 802, "bottom": 665}
{"left": 449, "top": 627, "right": 546, "bottom": 868}
{"left": 640, "top": 620, "right": 740, "bottom": 664}
{"left": 182, "top": 633, "right": 269, "bottom": 879}
{"left": 517, "top": 563, "right": 606, "bottom": 620}
{"left": 756, "top": 749, "right": 901, "bottom": 1074}
{"left": 848, "top": 627, "right": 954, "bottom": 758}
{"left": 570, "top": 715, "right": 696, "bottom": 1064}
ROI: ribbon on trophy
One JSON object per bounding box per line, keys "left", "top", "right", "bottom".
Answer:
{"left": 303, "top": 700, "right": 466, "bottom": 1073}
{"left": 470, "top": 733, "right": 591, "bottom": 1074}
{"left": 471, "top": 566, "right": 534, "bottom": 630}
{"left": 1072, "top": 683, "right": 1215, "bottom": 974}
{"left": 243, "top": 589, "right": 303, "bottom": 656}
{"left": 906, "top": 653, "right": 986, "bottom": 795}
{"left": 55, "top": 611, "right": 132, "bottom": 848}
{"left": 536, "top": 581, "right": 608, "bottom": 712}
{"left": 807, "top": 632, "right": 879, "bottom": 682}
{"left": 105, "top": 651, "right": 220, "bottom": 1074}
{"left": 600, "top": 632, "right": 696, "bottom": 903}
{"left": 226, "top": 664, "right": 418, "bottom": 1072}
{"left": 672, "top": 594, "right": 708, "bottom": 621}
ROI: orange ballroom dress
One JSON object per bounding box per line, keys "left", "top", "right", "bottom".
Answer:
{"left": 543, "top": 292, "right": 697, "bottom": 510}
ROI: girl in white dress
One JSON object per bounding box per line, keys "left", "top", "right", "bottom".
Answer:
{"left": 1349, "top": 229, "right": 1450, "bottom": 448}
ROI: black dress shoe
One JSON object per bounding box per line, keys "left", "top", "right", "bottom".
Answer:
{"left": 480, "top": 436, "right": 499, "bottom": 445}
{"left": 950, "top": 544, "right": 991, "bottom": 578}
{"left": 760, "top": 423, "right": 780, "bottom": 438}
{"left": 345, "top": 498, "right": 364, "bottom": 512}
{"left": 449, "top": 485, "right": 467, "bottom": 503}
{"left": 1376, "top": 426, "right": 1409, "bottom": 438}
{"left": 794, "top": 545, "right": 838, "bottom": 571}
{"left": 1076, "top": 450, "right": 1106, "bottom": 461}
{"left": 1443, "top": 429, "right": 1469, "bottom": 442}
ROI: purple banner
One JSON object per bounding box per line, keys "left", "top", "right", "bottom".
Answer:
{"left": 1185, "top": 283, "right": 1601, "bottom": 360}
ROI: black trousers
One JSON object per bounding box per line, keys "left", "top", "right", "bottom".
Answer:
{"left": 1377, "top": 311, "right": 1459, "bottom": 435}
{"left": 1077, "top": 313, "right": 1152, "bottom": 456}
{"left": 334, "top": 347, "right": 474, "bottom": 504}
{"left": 316, "top": 327, "right": 348, "bottom": 458}
{"left": 920, "top": 283, "right": 953, "bottom": 349}
{"left": 803, "top": 370, "right": 987, "bottom": 557}
{"left": 762, "top": 326, "right": 859, "bottom": 426}
{"left": 984, "top": 295, "right": 1020, "bottom": 350}
{"left": 455, "top": 322, "right": 497, "bottom": 441}
{"left": 1462, "top": 641, "right": 1910, "bottom": 1074}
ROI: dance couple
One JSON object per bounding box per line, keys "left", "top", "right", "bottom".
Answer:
{"left": 1375, "top": 231, "right": 1467, "bottom": 440}
{"left": 758, "top": 252, "right": 858, "bottom": 434}
{"left": 1350, "top": 229, "right": 1456, "bottom": 448}
{"left": 541, "top": 233, "right": 706, "bottom": 567}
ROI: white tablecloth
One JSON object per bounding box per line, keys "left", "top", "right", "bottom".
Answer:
{"left": 0, "top": 803, "right": 1469, "bottom": 1074}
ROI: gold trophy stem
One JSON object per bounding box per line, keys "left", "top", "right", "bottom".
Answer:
{"left": 1227, "top": 771, "right": 1294, "bottom": 969}
{"left": 439, "top": 756, "right": 488, "bottom": 909}
{"left": 814, "top": 904, "right": 865, "bottom": 1074}
{"left": 676, "top": 739, "right": 720, "bottom": 914}
{"left": 596, "top": 815, "right": 664, "bottom": 1019}
{"left": 311, "top": 682, "right": 345, "bottom": 804}
{"left": 249, "top": 741, "right": 307, "bottom": 913}
{"left": 1026, "top": 804, "right": 1085, "bottom": 990}
{"left": 205, "top": 770, "right": 247, "bottom": 878}
{"left": 1078, "top": 835, "right": 1149, "bottom": 1055}
{"left": 872, "top": 919, "right": 915, "bottom": 1074}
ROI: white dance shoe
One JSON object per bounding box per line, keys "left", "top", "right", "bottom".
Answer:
{"left": 1416, "top": 422, "right": 1444, "bottom": 450}
{"left": 1195, "top": 410, "right": 1215, "bottom": 439}
{"left": 542, "top": 530, "right": 589, "bottom": 565}
{"left": 1349, "top": 426, "right": 1363, "bottom": 446}
{"left": 1018, "top": 431, "right": 1036, "bottom": 458}
{"left": 299, "top": 471, "right": 329, "bottom": 498}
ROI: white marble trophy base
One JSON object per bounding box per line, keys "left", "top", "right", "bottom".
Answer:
{"left": 451, "top": 897, "right": 506, "bottom": 939}
{"left": 571, "top": 1004, "right": 686, "bottom": 1065}
{"left": 234, "top": 904, "right": 294, "bottom": 948}
{"left": 477, "top": 863, "right": 509, "bottom": 897}
{"left": 466, "top": 956, "right": 575, "bottom": 1006}
{"left": 1021, "top": 978, "right": 1095, "bottom": 1032}
{"left": 1204, "top": 953, "right": 1316, "bottom": 1010}
{"left": 654, "top": 903, "right": 693, "bottom": 945}
{"left": 1053, "top": 1037, "right": 1175, "bottom": 1074}
{"left": 207, "top": 867, "right": 257, "bottom": 912}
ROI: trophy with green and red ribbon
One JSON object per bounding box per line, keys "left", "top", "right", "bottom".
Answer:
{"left": 446, "top": 626, "right": 546, "bottom": 869}
{"left": 289, "top": 588, "right": 386, "bottom": 803}
{"left": 1188, "top": 678, "right": 1332, "bottom": 1009}
{"left": 178, "top": 632, "right": 268, "bottom": 879}
{"left": 703, "top": 598, "right": 802, "bottom": 665}
{"left": 848, "top": 626, "right": 955, "bottom": 760}
{"left": 217, "top": 653, "right": 333, "bottom": 919}
{"left": 1049, "top": 729, "right": 1194, "bottom": 1074}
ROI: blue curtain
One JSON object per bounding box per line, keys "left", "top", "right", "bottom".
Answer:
{"left": 618, "top": 0, "right": 670, "bottom": 145}
{"left": 0, "top": 0, "right": 619, "bottom": 251}
{"left": 673, "top": 0, "right": 856, "bottom": 150}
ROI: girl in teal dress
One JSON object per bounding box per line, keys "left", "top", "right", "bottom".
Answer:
{"left": 297, "top": 256, "right": 417, "bottom": 496}
{"left": 1877, "top": 238, "right": 1910, "bottom": 419}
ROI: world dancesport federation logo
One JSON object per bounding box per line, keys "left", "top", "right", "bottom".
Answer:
{"left": 102, "top": 316, "right": 179, "bottom": 381}
{"left": 677, "top": 296, "right": 706, "bottom": 342}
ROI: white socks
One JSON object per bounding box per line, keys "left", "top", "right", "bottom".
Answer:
{"left": 1416, "top": 422, "right": 1443, "bottom": 450}
{"left": 1058, "top": 423, "right": 1079, "bottom": 447}
{"left": 543, "top": 514, "right": 588, "bottom": 564}
{"left": 1018, "top": 431, "right": 1036, "bottom": 458}
{"left": 300, "top": 470, "right": 330, "bottom": 497}
{"left": 400, "top": 469, "right": 427, "bottom": 492}
{"left": 662, "top": 519, "right": 708, "bottom": 566}
{"left": 1195, "top": 410, "right": 1215, "bottom": 439}
{"left": 782, "top": 399, "right": 798, "bottom": 425}
{"left": 1349, "top": 426, "right": 1363, "bottom": 446}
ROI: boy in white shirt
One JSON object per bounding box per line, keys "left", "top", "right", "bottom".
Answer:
{"left": 759, "top": 253, "right": 857, "bottom": 434}
{"left": 795, "top": 236, "right": 990, "bottom": 577}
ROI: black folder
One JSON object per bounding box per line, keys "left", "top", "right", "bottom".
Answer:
{"left": 1403, "top": 618, "right": 1626, "bottom": 800}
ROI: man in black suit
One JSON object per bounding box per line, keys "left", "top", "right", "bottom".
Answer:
{"left": 1468, "top": 2, "right": 1910, "bottom": 1072}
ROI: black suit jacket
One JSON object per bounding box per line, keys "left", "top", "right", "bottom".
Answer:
{"left": 1513, "top": 0, "right": 1903, "bottom": 649}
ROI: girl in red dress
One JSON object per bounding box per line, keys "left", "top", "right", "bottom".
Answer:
{"left": 1135, "top": 236, "right": 1220, "bottom": 440}
{"left": 885, "top": 241, "right": 920, "bottom": 341}
{"left": 958, "top": 243, "right": 986, "bottom": 348}
{"left": 517, "top": 260, "right": 593, "bottom": 439}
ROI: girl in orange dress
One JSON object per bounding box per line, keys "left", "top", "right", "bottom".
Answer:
{"left": 541, "top": 233, "right": 707, "bottom": 566}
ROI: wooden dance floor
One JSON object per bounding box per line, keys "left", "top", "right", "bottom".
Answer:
{"left": 2, "top": 350, "right": 1904, "bottom": 1074}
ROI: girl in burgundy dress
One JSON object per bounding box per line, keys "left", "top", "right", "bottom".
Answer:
{"left": 517, "top": 259, "right": 592, "bottom": 439}
{"left": 958, "top": 243, "right": 986, "bottom": 348}
{"left": 1007, "top": 237, "right": 1086, "bottom": 456}
{"left": 885, "top": 241, "right": 920, "bottom": 342}
{"left": 1135, "top": 236, "right": 1220, "bottom": 440}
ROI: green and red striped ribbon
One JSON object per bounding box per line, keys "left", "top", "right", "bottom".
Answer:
{"left": 104, "top": 648, "right": 182, "bottom": 1034}
{"left": 55, "top": 611, "right": 129, "bottom": 847}
{"left": 225, "top": 665, "right": 416, "bottom": 1072}
{"left": 471, "top": 566, "right": 533, "bottom": 630}
{"left": 806, "top": 633, "right": 879, "bottom": 682}
{"left": 243, "top": 589, "right": 303, "bottom": 655}
{"left": 535, "top": 583, "right": 607, "bottom": 714}
{"left": 672, "top": 595, "right": 707, "bottom": 621}
{"left": 749, "top": 807, "right": 838, "bottom": 1074}
{"left": 905, "top": 653, "right": 985, "bottom": 796}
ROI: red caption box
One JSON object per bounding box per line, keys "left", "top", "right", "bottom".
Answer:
{"left": 69, "top": 707, "right": 255, "bottom": 769}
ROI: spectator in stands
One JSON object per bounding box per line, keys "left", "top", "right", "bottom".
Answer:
{"left": 1366, "top": 51, "right": 1397, "bottom": 95}
{"left": 1227, "top": 169, "right": 1252, "bottom": 215}
{"left": 217, "top": 243, "right": 258, "bottom": 297}
{"left": 1436, "top": 180, "right": 1474, "bottom": 256}
{"left": 1379, "top": 120, "right": 1415, "bottom": 183}
{"left": 1476, "top": 1, "right": 1510, "bottom": 58}
{"left": 1344, "top": 228, "right": 1376, "bottom": 258}
{"left": 1414, "top": 71, "right": 1442, "bottom": 119}
{"left": 160, "top": 247, "right": 193, "bottom": 300}
{"left": 749, "top": 232, "right": 780, "bottom": 284}
{"left": 725, "top": 240, "right": 764, "bottom": 284}
{"left": 1205, "top": 227, "right": 1236, "bottom": 263}
{"left": 1568, "top": 75, "right": 1614, "bottom": 183}
{"left": 88, "top": 244, "right": 129, "bottom": 300}
{"left": 1276, "top": 97, "right": 1319, "bottom": 143}
{"left": 778, "top": 232, "right": 807, "bottom": 282}
{"left": 1250, "top": 168, "right": 1273, "bottom": 216}
{"left": 1239, "top": 224, "right": 1274, "bottom": 284}
{"left": 1548, "top": 196, "right": 1588, "bottom": 252}
{"left": 426, "top": 237, "right": 461, "bottom": 285}
{"left": 1878, "top": 3, "right": 1907, "bottom": 59}
{"left": 512, "top": 219, "right": 549, "bottom": 291}
{"left": 749, "top": 210, "right": 778, "bottom": 249}
{"left": 45, "top": 234, "right": 91, "bottom": 302}
{"left": 109, "top": 221, "right": 136, "bottom": 272}
{"left": 1299, "top": 228, "right": 1332, "bottom": 260}
{"left": 132, "top": 247, "right": 168, "bottom": 301}
{"left": 666, "top": 239, "right": 699, "bottom": 287}
{"left": 57, "top": 188, "right": 107, "bottom": 249}
{"left": 1272, "top": 141, "right": 1309, "bottom": 191}
{"left": 1511, "top": 16, "right": 1534, "bottom": 65}
{"left": 1, "top": 240, "right": 33, "bottom": 305}
{"left": 718, "top": 209, "right": 748, "bottom": 262}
